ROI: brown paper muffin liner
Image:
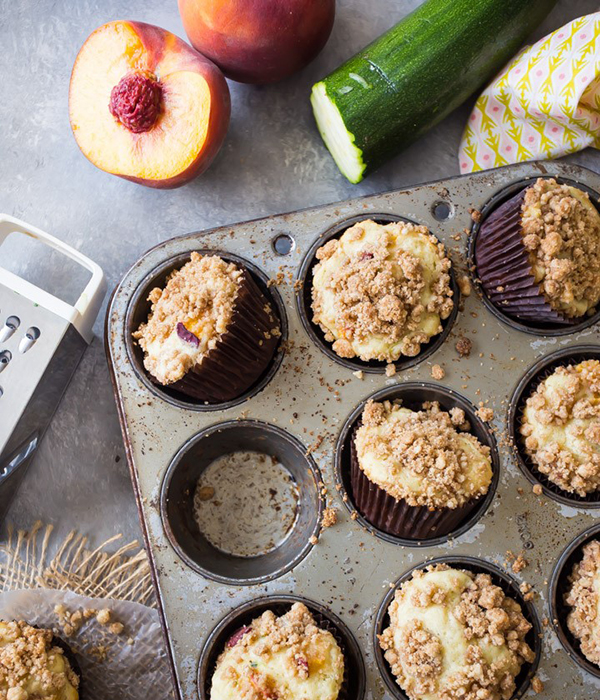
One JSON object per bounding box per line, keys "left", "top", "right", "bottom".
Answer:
{"left": 164, "top": 270, "right": 280, "bottom": 403}
{"left": 350, "top": 429, "right": 481, "bottom": 540}
{"left": 474, "top": 188, "right": 574, "bottom": 326}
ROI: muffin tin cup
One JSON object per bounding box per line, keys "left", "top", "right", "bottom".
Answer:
{"left": 374, "top": 556, "right": 542, "bottom": 700}
{"left": 549, "top": 521, "right": 600, "bottom": 678}
{"left": 125, "top": 249, "right": 287, "bottom": 410}
{"left": 160, "top": 420, "right": 322, "bottom": 586}
{"left": 296, "top": 213, "right": 460, "bottom": 374}
{"left": 197, "top": 595, "right": 366, "bottom": 700}
{"left": 469, "top": 176, "right": 600, "bottom": 336}
{"left": 335, "top": 383, "right": 500, "bottom": 546}
{"left": 508, "top": 344, "right": 600, "bottom": 508}
{"left": 349, "top": 427, "right": 483, "bottom": 539}
{"left": 170, "top": 271, "right": 281, "bottom": 403}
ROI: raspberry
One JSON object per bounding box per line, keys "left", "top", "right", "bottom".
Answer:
{"left": 109, "top": 72, "right": 162, "bottom": 133}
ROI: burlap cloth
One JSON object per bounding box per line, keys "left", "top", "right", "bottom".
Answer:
{"left": 0, "top": 522, "right": 173, "bottom": 699}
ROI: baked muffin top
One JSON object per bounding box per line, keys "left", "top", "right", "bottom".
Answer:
{"left": 379, "top": 565, "right": 535, "bottom": 700}
{"left": 311, "top": 219, "right": 453, "bottom": 362}
{"left": 354, "top": 400, "right": 492, "bottom": 509}
{"left": 0, "top": 621, "right": 79, "bottom": 700}
{"left": 565, "top": 539, "right": 600, "bottom": 666}
{"left": 520, "top": 359, "right": 600, "bottom": 496}
{"left": 133, "top": 253, "right": 243, "bottom": 384}
{"left": 210, "top": 602, "right": 344, "bottom": 700}
{"left": 521, "top": 178, "right": 600, "bottom": 318}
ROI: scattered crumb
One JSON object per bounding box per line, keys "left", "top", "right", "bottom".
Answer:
{"left": 533, "top": 484, "right": 543, "bottom": 496}
{"left": 108, "top": 622, "right": 124, "bottom": 635}
{"left": 309, "top": 535, "right": 318, "bottom": 545}
{"left": 352, "top": 370, "right": 364, "bottom": 380}
{"left": 385, "top": 363, "right": 396, "bottom": 377}
{"left": 470, "top": 208, "right": 482, "bottom": 223}
{"left": 350, "top": 512, "right": 358, "bottom": 521}
{"left": 431, "top": 364, "right": 445, "bottom": 380}
{"left": 96, "top": 609, "right": 111, "bottom": 625}
{"left": 512, "top": 554, "right": 528, "bottom": 574}
{"left": 322, "top": 508, "right": 338, "bottom": 528}
{"left": 455, "top": 336, "right": 472, "bottom": 357}
{"left": 519, "top": 581, "right": 535, "bottom": 601}
{"left": 197, "top": 486, "right": 215, "bottom": 501}
{"left": 531, "top": 677, "right": 544, "bottom": 694}
{"left": 476, "top": 406, "right": 494, "bottom": 422}
{"left": 458, "top": 275, "right": 472, "bottom": 297}
{"left": 90, "top": 645, "right": 108, "bottom": 662}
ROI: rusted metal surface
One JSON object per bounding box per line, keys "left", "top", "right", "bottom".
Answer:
{"left": 106, "top": 162, "right": 600, "bottom": 699}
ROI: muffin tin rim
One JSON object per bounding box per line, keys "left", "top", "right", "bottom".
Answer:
{"left": 373, "top": 554, "right": 543, "bottom": 700}
{"left": 334, "top": 381, "right": 501, "bottom": 547}
{"left": 507, "top": 343, "right": 600, "bottom": 509}
{"left": 467, "top": 175, "right": 600, "bottom": 337}
{"left": 123, "top": 248, "right": 289, "bottom": 412}
{"left": 196, "top": 593, "right": 367, "bottom": 700}
{"left": 548, "top": 520, "right": 600, "bottom": 679}
{"left": 295, "top": 212, "right": 460, "bottom": 375}
{"left": 159, "top": 418, "right": 324, "bottom": 586}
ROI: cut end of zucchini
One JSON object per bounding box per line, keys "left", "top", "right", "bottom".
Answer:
{"left": 310, "top": 81, "right": 366, "bottom": 184}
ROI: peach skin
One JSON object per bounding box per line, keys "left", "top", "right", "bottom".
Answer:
{"left": 69, "top": 21, "right": 231, "bottom": 188}
{"left": 178, "top": 0, "right": 336, "bottom": 84}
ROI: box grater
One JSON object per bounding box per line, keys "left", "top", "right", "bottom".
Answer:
{"left": 0, "top": 214, "right": 105, "bottom": 520}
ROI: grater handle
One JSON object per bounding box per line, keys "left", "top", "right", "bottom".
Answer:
{"left": 0, "top": 214, "right": 105, "bottom": 344}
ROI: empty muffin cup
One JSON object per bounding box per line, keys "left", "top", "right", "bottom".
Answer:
{"left": 126, "top": 250, "right": 287, "bottom": 409}
{"left": 374, "top": 556, "right": 541, "bottom": 700}
{"left": 160, "top": 421, "right": 322, "bottom": 585}
{"left": 336, "top": 383, "right": 499, "bottom": 546}
{"left": 549, "top": 522, "right": 600, "bottom": 678}
{"left": 296, "top": 214, "right": 459, "bottom": 374}
{"left": 509, "top": 344, "right": 600, "bottom": 507}
{"left": 197, "top": 595, "right": 366, "bottom": 700}
{"left": 470, "top": 177, "right": 600, "bottom": 335}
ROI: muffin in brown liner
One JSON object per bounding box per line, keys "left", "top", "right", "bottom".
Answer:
{"left": 374, "top": 556, "right": 542, "bottom": 700}
{"left": 197, "top": 596, "right": 366, "bottom": 700}
{"left": 509, "top": 345, "right": 600, "bottom": 508}
{"left": 474, "top": 188, "right": 574, "bottom": 326}
{"left": 149, "top": 268, "right": 281, "bottom": 404}
{"left": 349, "top": 426, "right": 482, "bottom": 540}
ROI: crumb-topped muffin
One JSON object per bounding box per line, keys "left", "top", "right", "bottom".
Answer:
{"left": 311, "top": 219, "right": 453, "bottom": 362}
{"left": 520, "top": 179, "right": 600, "bottom": 319}
{"left": 475, "top": 178, "right": 600, "bottom": 326}
{"left": 521, "top": 359, "right": 600, "bottom": 496}
{"left": 379, "top": 565, "right": 535, "bottom": 700}
{"left": 134, "top": 252, "right": 280, "bottom": 402}
{"left": 565, "top": 539, "right": 600, "bottom": 666}
{"left": 210, "top": 602, "right": 344, "bottom": 700}
{"left": 355, "top": 400, "right": 492, "bottom": 509}
{"left": 0, "top": 621, "right": 79, "bottom": 700}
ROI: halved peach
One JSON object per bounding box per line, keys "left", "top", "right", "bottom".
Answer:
{"left": 178, "top": 0, "right": 335, "bottom": 84}
{"left": 69, "top": 21, "right": 230, "bottom": 188}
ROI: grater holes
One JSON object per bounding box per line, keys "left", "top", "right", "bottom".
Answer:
{"left": 0, "top": 350, "right": 10, "bottom": 373}
{"left": 0, "top": 316, "right": 20, "bottom": 342}
{"left": 19, "top": 327, "right": 40, "bottom": 353}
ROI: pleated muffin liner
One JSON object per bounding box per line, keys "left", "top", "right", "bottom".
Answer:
{"left": 213, "top": 602, "right": 355, "bottom": 700}
{"left": 474, "top": 188, "right": 575, "bottom": 326}
{"left": 164, "top": 270, "right": 281, "bottom": 403}
{"left": 349, "top": 427, "right": 481, "bottom": 540}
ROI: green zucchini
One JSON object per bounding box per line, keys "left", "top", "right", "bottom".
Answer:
{"left": 311, "top": 0, "right": 557, "bottom": 183}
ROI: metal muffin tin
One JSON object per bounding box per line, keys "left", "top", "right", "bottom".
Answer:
{"left": 106, "top": 161, "right": 600, "bottom": 699}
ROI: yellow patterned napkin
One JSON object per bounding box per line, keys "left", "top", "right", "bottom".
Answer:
{"left": 459, "top": 13, "right": 600, "bottom": 173}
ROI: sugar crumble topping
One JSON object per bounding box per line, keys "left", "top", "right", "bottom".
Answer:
{"left": 521, "top": 360, "right": 600, "bottom": 495}
{"left": 565, "top": 539, "right": 600, "bottom": 665}
{"left": 521, "top": 178, "right": 600, "bottom": 317}
{"left": 379, "top": 565, "right": 534, "bottom": 700}
{"left": 355, "top": 400, "right": 491, "bottom": 509}
{"left": 311, "top": 220, "right": 453, "bottom": 362}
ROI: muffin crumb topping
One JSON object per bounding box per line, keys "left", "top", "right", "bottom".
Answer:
{"left": 521, "top": 178, "right": 600, "bottom": 317}
{"left": 565, "top": 539, "right": 600, "bottom": 665}
{"left": 521, "top": 359, "right": 600, "bottom": 495}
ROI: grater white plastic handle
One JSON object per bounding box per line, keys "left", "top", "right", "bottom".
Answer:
{"left": 0, "top": 214, "right": 105, "bottom": 344}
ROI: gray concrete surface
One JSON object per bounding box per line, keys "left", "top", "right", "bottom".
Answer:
{"left": 0, "top": 0, "right": 598, "bottom": 552}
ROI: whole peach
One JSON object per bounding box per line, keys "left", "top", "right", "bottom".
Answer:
{"left": 178, "top": 0, "right": 336, "bottom": 84}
